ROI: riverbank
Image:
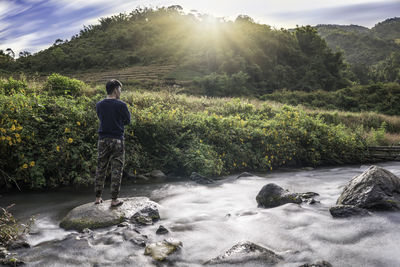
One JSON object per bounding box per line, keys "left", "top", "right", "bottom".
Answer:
{"left": 2, "top": 75, "right": 398, "bottom": 191}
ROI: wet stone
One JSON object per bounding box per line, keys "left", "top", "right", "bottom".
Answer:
{"left": 130, "top": 206, "right": 160, "bottom": 226}
{"left": 156, "top": 225, "right": 169, "bottom": 235}
{"left": 190, "top": 172, "right": 215, "bottom": 184}
{"left": 256, "top": 183, "right": 302, "bottom": 208}
{"left": 0, "top": 247, "right": 8, "bottom": 258}
{"left": 329, "top": 205, "right": 370, "bottom": 218}
{"left": 205, "top": 241, "right": 283, "bottom": 265}
{"left": 122, "top": 229, "right": 148, "bottom": 247}
{"left": 144, "top": 238, "right": 182, "bottom": 261}
{"left": 299, "top": 260, "right": 333, "bottom": 267}
{"left": 336, "top": 165, "right": 400, "bottom": 211}
{"left": 6, "top": 239, "right": 30, "bottom": 250}
{"left": 59, "top": 197, "right": 159, "bottom": 231}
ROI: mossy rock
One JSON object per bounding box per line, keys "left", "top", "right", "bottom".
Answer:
{"left": 60, "top": 197, "right": 159, "bottom": 231}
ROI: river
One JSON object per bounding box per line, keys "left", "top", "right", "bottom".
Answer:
{"left": 1, "top": 161, "right": 400, "bottom": 266}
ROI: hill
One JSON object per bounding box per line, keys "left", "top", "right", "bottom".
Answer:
{"left": 1, "top": 6, "right": 350, "bottom": 95}
{"left": 315, "top": 18, "right": 400, "bottom": 83}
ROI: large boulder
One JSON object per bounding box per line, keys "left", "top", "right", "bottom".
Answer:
{"left": 256, "top": 183, "right": 319, "bottom": 208}
{"left": 336, "top": 165, "right": 400, "bottom": 210}
{"left": 204, "top": 241, "right": 283, "bottom": 265}
{"left": 60, "top": 197, "right": 159, "bottom": 231}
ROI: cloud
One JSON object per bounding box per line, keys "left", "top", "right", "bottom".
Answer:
{"left": 266, "top": 0, "right": 400, "bottom": 28}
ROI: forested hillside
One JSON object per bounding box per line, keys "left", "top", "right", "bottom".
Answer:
{"left": 316, "top": 18, "right": 400, "bottom": 84}
{"left": 0, "top": 6, "right": 350, "bottom": 95}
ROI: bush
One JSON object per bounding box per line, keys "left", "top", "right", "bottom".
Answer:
{"left": 0, "top": 77, "right": 369, "bottom": 190}
{"left": 193, "top": 71, "right": 250, "bottom": 96}
{"left": 44, "top": 73, "right": 85, "bottom": 96}
{"left": 0, "top": 77, "right": 28, "bottom": 95}
{"left": 0, "top": 204, "right": 34, "bottom": 246}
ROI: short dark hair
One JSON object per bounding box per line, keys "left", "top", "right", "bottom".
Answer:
{"left": 106, "top": 79, "right": 122, "bottom": 95}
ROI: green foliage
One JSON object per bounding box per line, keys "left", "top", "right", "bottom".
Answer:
{"left": 367, "top": 122, "right": 387, "bottom": 146}
{"left": 193, "top": 71, "right": 250, "bottom": 96}
{"left": 0, "top": 204, "right": 33, "bottom": 246}
{"left": 2, "top": 7, "right": 349, "bottom": 94}
{"left": 44, "top": 73, "right": 85, "bottom": 96}
{"left": 0, "top": 90, "right": 98, "bottom": 189}
{"left": 0, "top": 77, "right": 369, "bottom": 190}
{"left": 316, "top": 20, "right": 400, "bottom": 84}
{"left": 261, "top": 83, "right": 400, "bottom": 115}
{"left": 0, "top": 77, "right": 28, "bottom": 95}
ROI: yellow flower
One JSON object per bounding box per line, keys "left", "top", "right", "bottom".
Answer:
{"left": 67, "top": 138, "right": 73, "bottom": 144}
{"left": 30, "top": 161, "right": 35, "bottom": 167}
{"left": 22, "top": 163, "right": 28, "bottom": 169}
{"left": 6, "top": 136, "right": 11, "bottom": 141}
{"left": 65, "top": 128, "right": 70, "bottom": 133}
{"left": 17, "top": 126, "right": 23, "bottom": 131}
{"left": 1, "top": 136, "right": 5, "bottom": 141}
{"left": 56, "top": 146, "right": 60, "bottom": 152}
{"left": 11, "top": 125, "right": 15, "bottom": 131}
{"left": 9, "top": 141, "right": 12, "bottom": 146}
{"left": 17, "top": 138, "right": 21, "bottom": 143}
{"left": 76, "top": 122, "right": 81, "bottom": 126}
{"left": 233, "top": 162, "right": 237, "bottom": 167}
{"left": 15, "top": 133, "right": 20, "bottom": 138}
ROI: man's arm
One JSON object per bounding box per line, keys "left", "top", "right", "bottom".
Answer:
{"left": 122, "top": 103, "right": 131, "bottom": 125}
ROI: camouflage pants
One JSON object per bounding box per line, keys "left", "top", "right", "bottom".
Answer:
{"left": 94, "top": 138, "right": 125, "bottom": 199}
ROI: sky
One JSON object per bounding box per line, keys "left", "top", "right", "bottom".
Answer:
{"left": 0, "top": 0, "right": 399, "bottom": 57}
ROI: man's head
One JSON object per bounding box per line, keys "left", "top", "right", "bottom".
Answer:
{"left": 106, "top": 79, "right": 122, "bottom": 99}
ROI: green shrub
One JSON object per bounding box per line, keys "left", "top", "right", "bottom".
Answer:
{"left": 0, "top": 78, "right": 369, "bottom": 190}
{"left": 0, "top": 77, "right": 28, "bottom": 95}
{"left": 44, "top": 73, "right": 85, "bottom": 96}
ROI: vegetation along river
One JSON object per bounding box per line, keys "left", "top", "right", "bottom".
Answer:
{"left": 1, "top": 162, "right": 400, "bottom": 266}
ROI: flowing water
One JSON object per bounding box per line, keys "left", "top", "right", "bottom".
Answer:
{"left": 1, "top": 162, "right": 400, "bottom": 267}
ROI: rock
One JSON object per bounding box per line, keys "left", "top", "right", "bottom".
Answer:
{"left": 190, "top": 172, "right": 214, "bottom": 184}
{"left": 256, "top": 183, "right": 302, "bottom": 208}
{"left": 117, "top": 222, "right": 130, "bottom": 227}
{"left": 0, "top": 247, "right": 8, "bottom": 258}
{"left": 336, "top": 165, "right": 400, "bottom": 210}
{"left": 236, "top": 172, "right": 254, "bottom": 179}
{"left": 0, "top": 257, "right": 25, "bottom": 266}
{"left": 122, "top": 229, "right": 148, "bottom": 247}
{"left": 130, "top": 206, "right": 160, "bottom": 226}
{"left": 299, "top": 192, "right": 320, "bottom": 204}
{"left": 144, "top": 238, "right": 182, "bottom": 261}
{"left": 156, "top": 225, "right": 169, "bottom": 235}
{"left": 204, "top": 241, "right": 283, "bottom": 265}
{"left": 59, "top": 197, "right": 160, "bottom": 231}
{"left": 6, "top": 239, "right": 30, "bottom": 250}
{"left": 329, "top": 205, "right": 370, "bottom": 218}
{"left": 299, "top": 260, "right": 333, "bottom": 267}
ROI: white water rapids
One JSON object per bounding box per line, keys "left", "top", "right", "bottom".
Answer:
{"left": 2, "top": 161, "right": 400, "bottom": 266}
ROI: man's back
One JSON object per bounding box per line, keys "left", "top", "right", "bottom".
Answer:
{"left": 96, "top": 98, "right": 130, "bottom": 140}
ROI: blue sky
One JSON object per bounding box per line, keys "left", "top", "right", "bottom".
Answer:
{"left": 1, "top": 0, "right": 399, "bottom": 56}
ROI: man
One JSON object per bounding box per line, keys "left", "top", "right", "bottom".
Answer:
{"left": 94, "top": 79, "right": 130, "bottom": 207}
